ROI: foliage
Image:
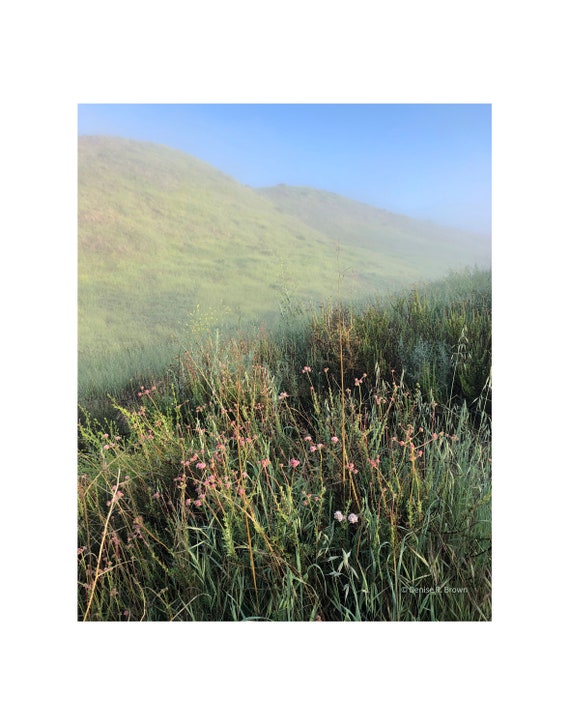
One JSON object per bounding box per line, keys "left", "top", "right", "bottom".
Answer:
{"left": 78, "top": 136, "right": 491, "bottom": 402}
{"left": 78, "top": 268, "right": 491, "bottom": 621}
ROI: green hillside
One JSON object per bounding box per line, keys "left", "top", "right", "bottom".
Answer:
{"left": 79, "top": 136, "right": 340, "bottom": 349}
{"left": 257, "top": 184, "right": 490, "bottom": 278}
{"left": 78, "top": 135, "right": 490, "bottom": 397}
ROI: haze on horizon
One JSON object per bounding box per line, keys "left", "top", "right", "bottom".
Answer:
{"left": 78, "top": 103, "right": 491, "bottom": 237}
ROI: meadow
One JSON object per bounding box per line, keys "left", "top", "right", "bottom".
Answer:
{"left": 78, "top": 136, "right": 491, "bottom": 407}
{"left": 78, "top": 267, "right": 491, "bottom": 621}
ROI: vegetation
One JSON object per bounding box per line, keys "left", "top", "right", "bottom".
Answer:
{"left": 78, "top": 136, "right": 491, "bottom": 402}
{"left": 78, "top": 267, "right": 491, "bottom": 621}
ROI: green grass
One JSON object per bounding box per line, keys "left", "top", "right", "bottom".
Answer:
{"left": 78, "top": 268, "right": 491, "bottom": 621}
{"left": 78, "top": 136, "right": 491, "bottom": 401}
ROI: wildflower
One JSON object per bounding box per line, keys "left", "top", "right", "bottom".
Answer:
{"left": 278, "top": 391, "right": 289, "bottom": 400}
{"left": 304, "top": 435, "right": 312, "bottom": 442}
{"left": 348, "top": 513, "right": 359, "bottom": 524}
{"left": 261, "top": 458, "right": 270, "bottom": 468}
{"left": 309, "top": 445, "right": 317, "bottom": 453}
{"left": 331, "top": 436, "right": 339, "bottom": 444}
{"left": 334, "top": 511, "right": 345, "bottom": 522}
{"left": 302, "top": 366, "right": 312, "bottom": 373}
{"left": 196, "top": 462, "right": 207, "bottom": 470}
{"left": 347, "top": 462, "right": 359, "bottom": 474}
{"left": 289, "top": 458, "right": 300, "bottom": 468}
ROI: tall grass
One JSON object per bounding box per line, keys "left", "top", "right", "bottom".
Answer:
{"left": 78, "top": 268, "right": 491, "bottom": 621}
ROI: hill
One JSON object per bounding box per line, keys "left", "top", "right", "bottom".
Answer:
{"left": 257, "top": 184, "right": 490, "bottom": 277}
{"left": 78, "top": 135, "right": 491, "bottom": 395}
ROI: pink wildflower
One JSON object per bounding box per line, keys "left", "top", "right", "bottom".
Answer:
{"left": 289, "top": 458, "right": 301, "bottom": 468}
{"left": 348, "top": 513, "right": 359, "bottom": 524}
{"left": 331, "top": 436, "right": 339, "bottom": 444}
{"left": 302, "top": 366, "right": 312, "bottom": 373}
{"left": 334, "top": 511, "right": 345, "bottom": 522}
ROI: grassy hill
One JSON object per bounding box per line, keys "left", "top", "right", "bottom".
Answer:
{"left": 257, "top": 184, "right": 490, "bottom": 280}
{"left": 78, "top": 135, "right": 491, "bottom": 398}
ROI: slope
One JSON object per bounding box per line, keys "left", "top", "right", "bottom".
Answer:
{"left": 256, "top": 184, "right": 491, "bottom": 281}
{"left": 78, "top": 136, "right": 490, "bottom": 394}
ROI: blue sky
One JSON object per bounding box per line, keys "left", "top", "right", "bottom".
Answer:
{"left": 78, "top": 104, "right": 491, "bottom": 235}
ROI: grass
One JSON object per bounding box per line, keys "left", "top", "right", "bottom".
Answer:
{"left": 78, "top": 267, "right": 491, "bottom": 621}
{"left": 78, "top": 136, "right": 491, "bottom": 400}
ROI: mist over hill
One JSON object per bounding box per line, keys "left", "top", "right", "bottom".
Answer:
{"left": 257, "top": 184, "right": 490, "bottom": 266}
{"left": 78, "top": 135, "right": 491, "bottom": 360}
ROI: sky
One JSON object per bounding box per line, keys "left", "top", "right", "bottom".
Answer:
{"left": 78, "top": 104, "right": 491, "bottom": 236}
